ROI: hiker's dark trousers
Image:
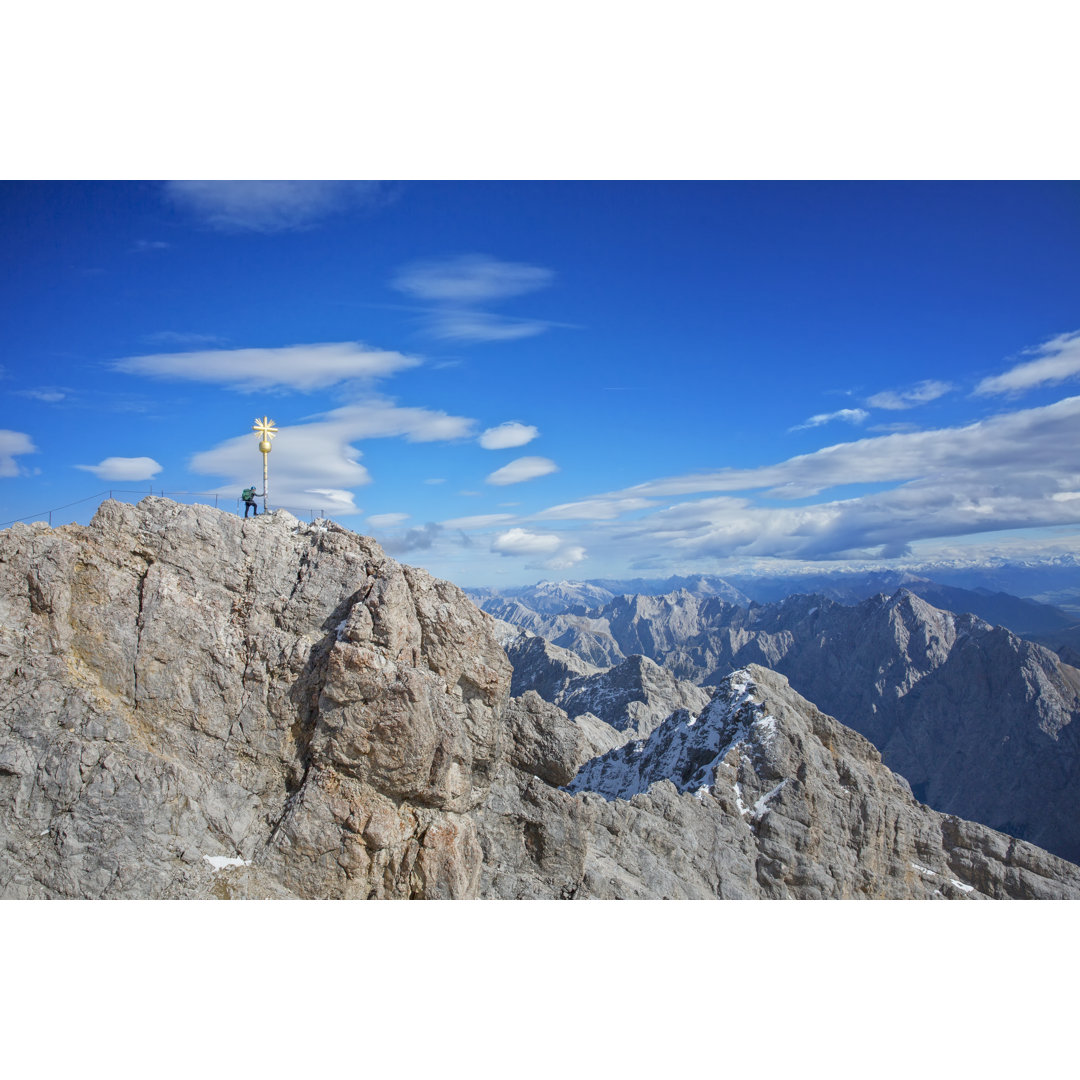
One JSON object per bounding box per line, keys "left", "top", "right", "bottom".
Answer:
{"left": 244, "top": 500, "right": 258, "bottom": 517}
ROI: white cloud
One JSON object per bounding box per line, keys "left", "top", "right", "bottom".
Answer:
{"left": 112, "top": 342, "right": 420, "bottom": 392}
{"left": 490, "top": 527, "right": 587, "bottom": 570}
{"left": 536, "top": 395, "right": 1080, "bottom": 564}
{"left": 869, "top": 422, "right": 919, "bottom": 434}
{"left": 131, "top": 239, "right": 170, "bottom": 253}
{"left": 790, "top": 408, "right": 869, "bottom": 432}
{"left": 16, "top": 387, "right": 68, "bottom": 403}
{"left": 367, "top": 512, "right": 410, "bottom": 528}
{"left": 478, "top": 421, "right": 539, "bottom": 449}
{"left": 142, "top": 331, "right": 226, "bottom": 346}
{"left": 485, "top": 456, "right": 559, "bottom": 486}
{"left": 392, "top": 255, "right": 554, "bottom": 303}
{"left": 165, "top": 181, "right": 383, "bottom": 232}
{"left": 866, "top": 379, "right": 953, "bottom": 410}
{"left": 189, "top": 398, "right": 475, "bottom": 513}
{"left": 0, "top": 430, "right": 37, "bottom": 477}
{"left": 441, "top": 513, "right": 516, "bottom": 529}
{"left": 532, "top": 496, "right": 655, "bottom": 521}
{"left": 75, "top": 456, "right": 162, "bottom": 482}
{"left": 491, "top": 528, "right": 562, "bottom": 556}
{"left": 619, "top": 397, "right": 1080, "bottom": 500}
{"left": 975, "top": 330, "right": 1080, "bottom": 396}
{"left": 191, "top": 424, "right": 368, "bottom": 514}
{"left": 541, "top": 545, "right": 587, "bottom": 570}
{"left": 302, "top": 489, "right": 359, "bottom": 514}
{"left": 424, "top": 311, "right": 552, "bottom": 343}
{"left": 390, "top": 255, "right": 561, "bottom": 344}
{"left": 316, "top": 400, "right": 475, "bottom": 443}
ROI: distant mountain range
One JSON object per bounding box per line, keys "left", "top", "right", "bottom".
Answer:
{"left": 469, "top": 569, "right": 1080, "bottom": 641}
{"left": 480, "top": 582, "right": 1080, "bottom": 864}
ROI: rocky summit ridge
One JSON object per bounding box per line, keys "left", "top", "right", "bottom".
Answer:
{"left": 2, "top": 497, "right": 1078, "bottom": 899}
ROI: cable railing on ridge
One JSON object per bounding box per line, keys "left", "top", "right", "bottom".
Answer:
{"left": 0, "top": 488, "right": 337, "bottom": 530}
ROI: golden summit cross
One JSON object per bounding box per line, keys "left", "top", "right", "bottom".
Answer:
{"left": 253, "top": 416, "right": 278, "bottom": 510}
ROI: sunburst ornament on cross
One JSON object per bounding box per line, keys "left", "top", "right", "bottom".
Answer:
{"left": 253, "top": 416, "right": 278, "bottom": 510}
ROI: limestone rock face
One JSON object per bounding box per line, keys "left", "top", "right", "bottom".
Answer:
{"left": 478, "top": 667, "right": 1080, "bottom": 899}
{"left": 552, "top": 653, "right": 711, "bottom": 738}
{"left": 3, "top": 498, "right": 1079, "bottom": 900}
{"left": 506, "top": 631, "right": 602, "bottom": 701}
{"left": 507, "top": 638, "right": 710, "bottom": 753}
{"left": 503, "top": 692, "right": 588, "bottom": 787}
{"left": 0, "top": 498, "right": 509, "bottom": 899}
{"left": 489, "top": 584, "right": 1080, "bottom": 864}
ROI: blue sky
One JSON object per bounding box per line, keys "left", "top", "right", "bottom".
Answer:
{"left": 3, "top": 180, "right": 1080, "bottom": 586}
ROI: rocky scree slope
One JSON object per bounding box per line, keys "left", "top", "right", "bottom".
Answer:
{"left": 2, "top": 498, "right": 1078, "bottom": 899}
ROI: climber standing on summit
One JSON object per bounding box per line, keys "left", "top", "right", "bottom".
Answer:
{"left": 241, "top": 484, "right": 263, "bottom": 517}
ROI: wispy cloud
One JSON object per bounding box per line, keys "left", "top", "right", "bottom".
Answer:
{"left": 441, "top": 513, "right": 516, "bottom": 529}
{"left": 131, "top": 239, "right": 170, "bottom": 253}
{"left": 112, "top": 342, "right": 420, "bottom": 392}
{"left": 367, "top": 512, "right": 410, "bottom": 528}
{"left": 164, "top": 181, "right": 384, "bottom": 233}
{"left": 532, "top": 496, "right": 655, "bottom": 521}
{"left": 0, "top": 430, "right": 37, "bottom": 477}
{"left": 625, "top": 396, "right": 1080, "bottom": 500}
{"left": 866, "top": 379, "right": 953, "bottom": 410}
{"left": 392, "top": 255, "right": 554, "bottom": 303}
{"left": 528, "top": 395, "right": 1080, "bottom": 564}
{"left": 485, "top": 456, "right": 559, "bottom": 486}
{"left": 12, "top": 386, "right": 156, "bottom": 414}
{"left": 423, "top": 310, "right": 553, "bottom": 343}
{"left": 142, "top": 331, "right": 227, "bottom": 347}
{"left": 868, "top": 421, "right": 919, "bottom": 434}
{"left": 189, "top": 398, "right": 476, "bottom": 512}
{"left": 15, "top": 387, "right": 70, "bottom": 403}
{"left": 974, "top": 330, "right": 1080, "bottom": 396}
{"left": 75, "top": 456, "right": 162, "bottom": 482}
{"left": 789, "top": 407, "right": 869, "bottom": 431}
{"left": 390, "top": 254, "right": 559, "bottom": 345}
{"left": 316, "top": 400, "right": 476, "bottom": 443}
{"left": 478, "top": 421, "right": 539, "bottom": 449}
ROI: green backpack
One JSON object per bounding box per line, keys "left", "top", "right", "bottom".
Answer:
{"left": 242, "top": 488, "right": 255, "bottom": 501}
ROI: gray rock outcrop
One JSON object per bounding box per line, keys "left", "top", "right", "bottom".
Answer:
{"left": 505, "top": 631, "right": 602, "bottom": 701}
{"left": 478, "top": 667, "right": 1080, "bottom": 899}
{"left": 0, "top": 498, "right": 508, "bottom": 898}
{"left": 507, "top": 637, "right": 710, "bottom": 743}
{"left": 3, "top": 498, "right": 1078, "bottom": 899}
{"left": 493, "top": 584, "right": 1080, "bottom": 863}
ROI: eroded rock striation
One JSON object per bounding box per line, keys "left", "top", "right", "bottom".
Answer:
{"left": 2, "top": 498, "right": 1078, "bottom": 899}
